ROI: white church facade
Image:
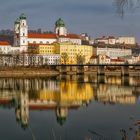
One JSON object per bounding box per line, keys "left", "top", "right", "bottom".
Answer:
{"left": 14, "top": 14, "right": 82, "bottom": 52}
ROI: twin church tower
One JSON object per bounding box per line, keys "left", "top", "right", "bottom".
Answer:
{"left": 14, "top": 13, "right": 68, "bottom": 52}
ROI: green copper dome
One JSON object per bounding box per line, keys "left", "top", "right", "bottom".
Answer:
{"left": 57, "top": 116, "right": 66, "bottom": 126}
{"left": 19, "top": 13, "right": 27, "bottom": 20}
{"left": 55, "top": 18, "right": 65, "bottom": 27}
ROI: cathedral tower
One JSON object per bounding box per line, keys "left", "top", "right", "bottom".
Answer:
{"left": 55, "top": 18, "right": 67, "bottom": 36}
{"left": 14, "top": 18, "right": 20, "bottom": 47}
{"left": 14, "top": 13, "right": 28, "bottom": 52}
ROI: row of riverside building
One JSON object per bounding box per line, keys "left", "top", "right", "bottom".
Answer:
{"left": 0, "top": 13, "right": 139, "bottom": 66}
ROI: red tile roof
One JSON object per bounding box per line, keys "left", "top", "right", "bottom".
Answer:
{"left": 106, "top": 55, "right": 110, "bottom": 59}
{"left": 59, "top": 34, "right": 81, "bottom": 39}
{"left": 59, "top": 35, "right": 70, "bottom": 38}
{"left": 29, "top": 105, "right": 79, "bottom": 110}
{"left": 0, "top": 99, "right": 11, "bottom": 104}
{"left": 90, "top": 55, "right": 97, "bottom": 59}
{"left": 28, "top": 33, "right": 58, "bottom": 39}
{"left": 28, "top": 33, "right": 81, "bottom": 39}
{"left": 29, "top": 105, "right": 56, "bottom": 110}
{"left": 67, "top": 34, "right": 81, "bottom": 39}
{"left": 111, "top": 59, "right": 125, "bottom": 62}
{"left": 0, "top": 41, "right": 10, "bottom": 46}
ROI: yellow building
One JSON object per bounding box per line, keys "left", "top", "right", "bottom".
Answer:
{"left": 55, "top": 43, "right": 93, "bottom": 64}
{"left": 28, "top": 42, "right": 93, "bottom": 64}
{"left": 38, "top": 81, "right": 94, "bottom": 104}
{"left": 37, "top": 80, "right": 94, "bottom": 125}
{"left": 38, "top": 44, "right": 57, "bottom": 54}
{"left": 28, "top": 43, "right": 57, "bottom": 54}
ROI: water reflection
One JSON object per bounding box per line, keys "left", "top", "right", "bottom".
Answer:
{"left": 0, "top": 76, "right": 94, "bottom": 129}
{"left": 0, "top": 75, "right": 140, "bottom": 139}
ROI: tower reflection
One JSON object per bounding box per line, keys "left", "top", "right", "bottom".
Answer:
{"left": 0, "top": 77, "right": 94, "bottom": 128}
{"left": 0, "top": 75, "right": 139, "bottom": 130}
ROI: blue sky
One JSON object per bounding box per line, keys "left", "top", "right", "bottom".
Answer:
{"left": 0, "top": 0, "right": 140, "bottom": 42}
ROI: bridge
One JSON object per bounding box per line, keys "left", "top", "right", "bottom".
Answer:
{"left": 51, "top": 64, "right": 140, "bottom": 76}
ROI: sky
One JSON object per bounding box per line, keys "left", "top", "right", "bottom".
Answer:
{"left": 0, "top": 0, "right": 140, "bottom": 42}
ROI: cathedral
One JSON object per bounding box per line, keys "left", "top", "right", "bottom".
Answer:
{"left": 14, "top": 14, "right": 82, "bottom": 52}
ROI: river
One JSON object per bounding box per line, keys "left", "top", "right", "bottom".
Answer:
{"left": 0, "top": 75, "right": 140, "bottom": 140}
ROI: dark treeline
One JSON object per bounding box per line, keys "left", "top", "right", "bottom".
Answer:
{"left": 0, "top": 29, "right": 54, "bottom": 35}
{"left": 0, "top": 29, "right": 54, "bottom": 45}
{"left": 0, "top": 35, "right": 13, "bottom": 45}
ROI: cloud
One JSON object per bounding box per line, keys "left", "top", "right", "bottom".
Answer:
{"left": 55, "top": 2, "right": 114, "bottom": 15}
{"left": 0, "top": 0, "right": 140, "bottom": 42}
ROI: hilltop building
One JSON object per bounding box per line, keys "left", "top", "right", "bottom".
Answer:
{"left": 95, "top": 36, "right": 136, "bottom": 45}
{"left": 0, "top": 13, "right": 138, "bottom": 66}
{"left": 93, "top": 47, "right": 132, "bottom": 59}
{"left": 14, "top": 14, "right": 82, "bottom": 52}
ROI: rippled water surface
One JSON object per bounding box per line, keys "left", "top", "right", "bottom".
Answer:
{"left": 0, "top": 75, "right": 140, "bottom": 140}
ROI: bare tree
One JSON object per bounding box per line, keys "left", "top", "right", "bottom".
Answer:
{"left": 61, "top": 53, "right": 69, "bottom": 64}
{"left": 38, "top": 55, "right": 44, "bottom": 67}
{"left": 76, "top": 54, "right": 85, "bottom": 64}
{"left": 115, "top": 0, "right": 140, "bottom": 17}
{"left": 28, "top": 54, "right": 36, "bottom": 67}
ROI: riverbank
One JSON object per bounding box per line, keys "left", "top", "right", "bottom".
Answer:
{"left": 0, "top": 67, "right": 140, "bottom": 77}
{"left": 0, "top": 68, "right": 59, "bottom": 77}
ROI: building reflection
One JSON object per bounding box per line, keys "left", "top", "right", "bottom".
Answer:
{"left": 0, "top": 76, "right": 139, "bottom": 129}
{"left": 0, "top": 77, "right": 94, "bottom": 128}
{"left": 96, "top": 84, "right": 136, "bottom": 104}
{"left": 16, "top": 92, "right": 29, "bottom": 129}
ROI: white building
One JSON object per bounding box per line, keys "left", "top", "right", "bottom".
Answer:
{"left": 14, "top": 14, "right": 82, "bottom": 53}
{"left": 120, "top": 55, "right": 140, "bottom": 64}
{"left": 95, "top": 36, "right": 109, "bottom": 44}
{"left": 14, "top": 13, "right": 28, "bottom": 52}
{"left": 117, "top": 37, "right": 136, "bottom": 45}
{"left": 108, "top": 37, "right": 116, "bottom": 45}
{"left": 95, "top": 36, "right": 136, "bottom": 45}
{"left": 0, "top": 54, "right": 60, "bottom": 66}
{"left": 89, "top": 55, "right": 97, "bottom": 64}
{"left": 94, "top": 47, "right": 132, "bottom": 59}
{"left": 16, "top": 92, "right": 29, "bottom": 128}
{"left": 0, "top": 41, "right": 11, "bottom": 54}
{"left": 90, "top": 54, "right": 125, "bottom": 65}
{"left": 98, "top": 54, "right": 110, "bottom": 64}
{"left": 42, "top": 54, "right": 60, "bottom": 65}
{"left": 28, "top": 33, "right": 57, "bottom": 44}
{"left": 97, "top": 85, "right": 136, "bottom": 104}
{"left": 20, "top": 54, "right": 60, "bottom": 66}
{"left": 19, "top": 54, "right": 60, "bottom": 66}
{"left": 58, "top": 34, "right": 81, "bottom": 45}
